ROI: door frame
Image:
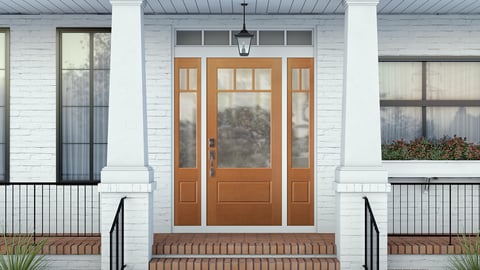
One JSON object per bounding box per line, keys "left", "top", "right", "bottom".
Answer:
{"left": 173, "top": 46, "right": 316, "bottom": 233}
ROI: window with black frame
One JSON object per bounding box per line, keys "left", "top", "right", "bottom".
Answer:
{"left": 379, "top": 60, "right": 480, "bottom": 144}
{"left": 0, "top": 29, "right": 8, "bottom": 181}
{"left": 58, "top": 29, "right": 110, "bottom": 182}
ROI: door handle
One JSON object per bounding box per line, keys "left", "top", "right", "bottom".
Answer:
{"left": 209, "top": 150, "right": 215, "bottom": 177}
{"left": 209, "top": 138, "right": 215, "bottom": 148}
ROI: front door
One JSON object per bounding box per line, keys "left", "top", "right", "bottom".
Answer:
{"left": 207, "top": 58, "right": 282, "bottom": 225}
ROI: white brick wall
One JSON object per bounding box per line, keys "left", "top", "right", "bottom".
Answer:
{"left": 44, "top": 255, "right": 100, "bottom": 270}
{"left": 389, "top": 255, "right": 451, "bottom": 270}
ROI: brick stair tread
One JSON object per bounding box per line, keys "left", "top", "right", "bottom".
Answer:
{"left": 149, "top": 257, "right": 340, "bottom": 270}
{"left": 0, "top": 236, "right": 101, "bottom": 255}
{"left": 153, "top": 233, "right": 336, "bottom": 256}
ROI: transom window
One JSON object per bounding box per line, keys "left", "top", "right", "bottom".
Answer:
{"left": 58, "top": 29, "right": 111, "bottom": 182}
{"left": 0, "top": 29, "right": 8, "bottom": 181}
{"left": 176, "top": 30, "right": 312, "bottom": 46}
{"left": 380, "top": 60, "right": 480, "bottom": 144}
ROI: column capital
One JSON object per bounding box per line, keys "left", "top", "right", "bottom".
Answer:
{"left": 110, "top": 0, "right": 143, "bottom": 6}
{"left": 343, "top": 0, "right": 379, "bottom": 6}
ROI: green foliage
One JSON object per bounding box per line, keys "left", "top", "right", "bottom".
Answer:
{"left": 0, "top": 234, "right": 47, "bottom": 270}
{"left": 449, "top": 235, "right": 480, "bottom": 270}
{"left": 382, "top": 136, "right": 480, "bottom": 160}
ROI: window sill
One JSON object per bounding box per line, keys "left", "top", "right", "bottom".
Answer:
{"left": 382, "top": 160, "right": 480, "bottom": 178}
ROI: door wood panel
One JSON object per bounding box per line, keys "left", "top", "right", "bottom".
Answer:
{"left": 207, "top": 58, "right": 282, "bottom": 225}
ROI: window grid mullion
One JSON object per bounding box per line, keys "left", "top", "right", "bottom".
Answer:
{"left": 422, "top": 61, "right": 427, "bottom": 138}
{"left": 89, "top": 32, "right": 94, "bottom": 182}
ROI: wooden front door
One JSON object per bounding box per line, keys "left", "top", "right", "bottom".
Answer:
{"left": 207, "top": 58, "right": 282, "bottom": 225}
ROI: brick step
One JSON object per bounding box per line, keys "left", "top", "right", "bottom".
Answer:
{"left": 149, "top": 258, "right": 340, "bottom": 270}
{"left": 153, "top": 233, "right": 336, "bottom": 256}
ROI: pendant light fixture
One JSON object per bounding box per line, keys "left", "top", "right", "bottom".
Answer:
{"left": 235, "top": 1, "right": 253, "bottom": 56}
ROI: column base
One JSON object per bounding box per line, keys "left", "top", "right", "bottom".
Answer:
{"left": 335, "top": 166, "right": 389, "bottom": 270}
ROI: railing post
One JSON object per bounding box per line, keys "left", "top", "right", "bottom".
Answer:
{"left": 364, "top": 198, "right": 367, "bottom": 270}
{"left": 449, "top": 184, "right": 452, "bottom": 245}
{"left": 33, "top": 184, "right": 36, "bottom": 244}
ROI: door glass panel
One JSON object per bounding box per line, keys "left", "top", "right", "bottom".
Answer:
{"left": 217, "top": 92, "right": 271, "bottom": 168}
{"left": 236, "top": 68, "right": 252, "bottom": 90}
{"left": 179, "top": 92, "right": 197, "bottom": 167}
{"left": 292, "top": 92, "right": 309, "bottom": 168}
{"left": 301, "top": 68, "right": 310, "bottom": 90}
{"left": 255, "top": 69, "right": 271, "bottom": 90}
{"left": 179, "top": 69, "right": 187, "bottom": 90}
{"left": 189, "top": 68, "right": 197, "bottom": 90}
{"left": 217, "top": 68, "right": 234, "bottom": 90}
{"left": 292, "top": 68, "right": 300, "bottom": 91}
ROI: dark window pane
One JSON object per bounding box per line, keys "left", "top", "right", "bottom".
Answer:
{"left": 94, "top": 33, "right": 111, "bottom": 69}
{"left": 259, "top": 31, "right": 284, "bottom": 45}
{"left": 0, "top": 70, "right": 4, "bottom": 106}
{"left": 62, "top": 70, "right": 89, "bottom": 106}
{"left": 94, "top": 107, "right": 108, "bottom": 143}
{"left": 62, "top": 33, "right": 90, "bottom": 69}
{"left": 379, "top": 62, "right": 422, "bottom": 100}
{"left": 176, "top": 31, "right": 202, "bottom": 45}
{"left": 204, "top": 31, "right": 229, "bottom": 45}
{"left": 427, "top": 107, "right": 480, "bottom": 143}
{"left": 0, "top": 33, "right": 4, "bottom": 69}
{"left": 287, "top": 31, "right": 312, "bottom": 45}
{"left": 94, "top": 70, "right": 109, "bottom": 106}
{"left": 0, "top": 107, "right": 4, "bottom": 143}
{"left": 61, "top": 30, "right": 110, "bottom": 182}
{"left": 62, "top": 107, "right": 89, "bottom": 143}
{"left": 427, "top": 62, "right": 480, "bottom": 100}
{"left": 62, "top": 144, "right": 90, "bottom": 181}
{"left": 0, "top": 144, "right": 4, "bottom": 180}
{"left": 381, "top": 107, "right": 422, "bottom": 144}
{"left": 93, "top": 144, "right": 107, "bottom": 180}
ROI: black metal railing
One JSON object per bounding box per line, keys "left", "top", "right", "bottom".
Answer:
{"left": 110, "top": 197, "right": 126, "bottom": 270}
{"left": 364, "top": 197, "right": 380, "bottom": 270}
{"left": 389, "top": 181, "right": 480, "bottom": 244}
{"left": 0, "top": 182, "right": 100, "bottom": 240}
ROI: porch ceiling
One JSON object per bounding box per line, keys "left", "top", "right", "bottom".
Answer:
{"left": 0, "top": 0, "right": 480, "bottom": 15}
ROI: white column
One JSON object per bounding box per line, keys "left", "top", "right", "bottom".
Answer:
{"left": 336, "top": 0, "right": 389, "bottom": 269}
{"left": 99, "top": 1, "right": 154, "bottom": 270}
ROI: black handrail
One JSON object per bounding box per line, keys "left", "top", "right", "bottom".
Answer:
{"left": 110, "top": 197, "right": 126, "bottom": 270}
{"left": 0, "top": 182, "right": 100, "bottom": 242}
{"left": 389, "top": 182, "right": 480, "bottom": 244}
{"left": 363, "top": 197, "right": 380, "bottom": 270}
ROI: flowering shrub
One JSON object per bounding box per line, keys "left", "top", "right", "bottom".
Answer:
{"left": 382, "top": 136, "right": 480, "bottom": 160}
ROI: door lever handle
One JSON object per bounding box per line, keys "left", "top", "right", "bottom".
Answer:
{"left": 210, "top": 167, "right": 215, "bottom": 177}
{"left": 209, "top": 138, "right": 215, "bottom": 148}
{"left": 209, "top": 150, "right": 215, "bottom": 161}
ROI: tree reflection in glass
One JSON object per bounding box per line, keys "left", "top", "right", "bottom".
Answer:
{"left": 217, "top": 92, "right": 271, "bottom": 168}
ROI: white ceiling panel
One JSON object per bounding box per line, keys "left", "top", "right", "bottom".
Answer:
{"left": 0, "top": 0, "right": 480, "bottom": 14}
{"left": 300, "top": 0, "right": 318, "bottom": 13}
